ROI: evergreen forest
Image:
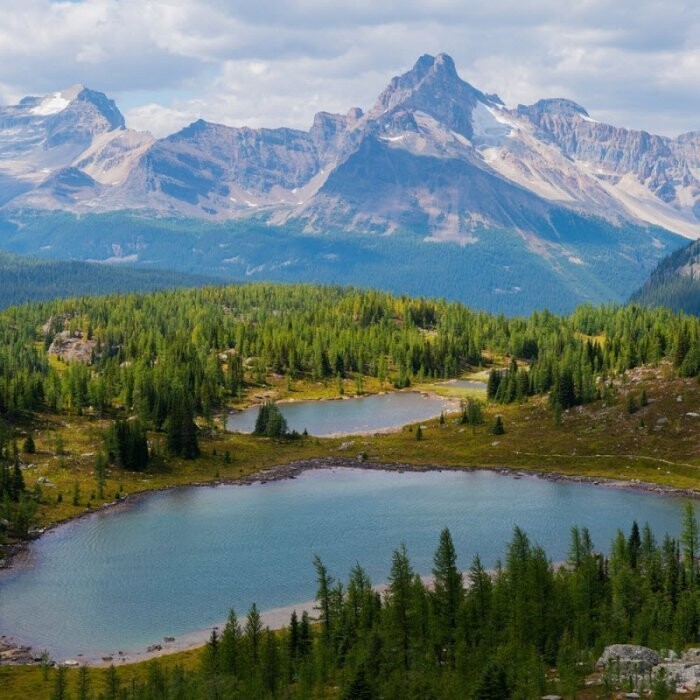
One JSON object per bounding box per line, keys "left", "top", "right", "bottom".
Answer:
{"left": 0, "top": 282, "right": 698, "bottom": 426}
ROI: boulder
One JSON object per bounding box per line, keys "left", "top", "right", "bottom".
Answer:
{"left": 596, "top": 644, "right": 660, "bottom": 673}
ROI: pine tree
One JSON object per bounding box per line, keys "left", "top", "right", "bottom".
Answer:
{"left": 50, "top": 664, "right": 68, "bottom": 700}
{"left": 261, "top": 629, "right": 280, "bottom": 695}
{"left": 104, "top": 665, "right": 120, "bottom": 700}
{"left": 11, "top": 450, "right": 24, "bottom": 501}
{"left": 76, "top": 664, "right": 91, "bottom": 700}
{"left": 628, "top": 521, "right": 641, "bottom": 569}
{"left": 288, "top": 610, "right": 300, "bottom": 670}
{"left": 473, "top": 660, "right": 510, "bottom": 699}
{"left": 253, "top": 402, "right": 287, "bottom": 437}
{"left": 72, "top": 481, "right": 80, "bottom": 507}
{"left": 314, "top": 555, "right": 334, "bottom": 648}
{"left": 253, "top": 403, "right": 269, "bottom": 435}
{"left": 299, "top": 611, "right": 312, "bottom": 659}
{"left": 220, "top": 608, "right": 242, "bottom": 676}
{"left": 431, "top": 528, "right": 463, "bottom": 663}
{"left": 385, "top": 543, "right": 420, "bottom": 671}
{"left": 343, "top": 665, "right": 374, "bottom": 700}
{"left": 486, "top": 370, "right": 501, "bottom": 400}
{"left": 22, "top": 433, "right": 35, "bottom": 454}
{"left": 245, "top": 603, "right": 263, "bottom": 666}
{"left": 202, "top": 628, "right": 220, "bottom": 676}
{"left": 94, "top": 452, "right": 107, "bottom": 500}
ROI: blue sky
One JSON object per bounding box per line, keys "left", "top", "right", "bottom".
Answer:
{"left": 3, "top": 1, "right": 699, "bottom": 138}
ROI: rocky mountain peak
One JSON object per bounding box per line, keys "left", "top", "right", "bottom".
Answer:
{"left": 40, "top": 86, "right": 125, "bottom": 149}
{"left": 369, "top": 53, "right": 493, "bottom": 139}
{"left": 71, "top": 87, "right": 125, "bottom": 131}
{"left": 412, "top": 52, "right": 459, "bottom": 80}
{"left": 373, "top": 53, "right": 470, "bottom": 111}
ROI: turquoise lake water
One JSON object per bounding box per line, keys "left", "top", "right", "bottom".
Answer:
{"left": 0, "top": 467, "right": 692, "bottom": 658}
{"left": 226, "top": 391, "right": 454, "bottom": 435}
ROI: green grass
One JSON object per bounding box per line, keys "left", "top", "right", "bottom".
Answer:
{"left": 0, "top": 647, "right": 203, "bottom": 700}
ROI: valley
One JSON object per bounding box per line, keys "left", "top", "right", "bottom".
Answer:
{"left": 0, "top": 39, "right": 699, "bottom": 699}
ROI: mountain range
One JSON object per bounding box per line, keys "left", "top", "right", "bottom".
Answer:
{"left": 0, "top": 54, "right": 698, "bottom": 313}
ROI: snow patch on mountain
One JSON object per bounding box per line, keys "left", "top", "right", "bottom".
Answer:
{"left": 470, "top": 102, "right": 515, "bottom": 146}
{"left": 31, "top": 92, "right": 70, "bottom": 116}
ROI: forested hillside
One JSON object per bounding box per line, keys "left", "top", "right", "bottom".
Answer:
{"left": 631, "top": 239, "right": 700, "bottom": 315}
{"left": 0, "top": 252, "right": 220, "bottom": 309}
{"left": 0, "top": 211, "right": 679, "bottom": 315}
{"left": 0, "top": 283, "right": 698, "bottom": 424}
{"left": 1, "top": 285, "right": 700, "bottom": 698}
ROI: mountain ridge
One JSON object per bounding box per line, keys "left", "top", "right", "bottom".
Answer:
{"left": 0, "top": 54, "right": 696, "bottom": 314}
{"left": 1, "top": 53, "right": 698, "bottom": 240}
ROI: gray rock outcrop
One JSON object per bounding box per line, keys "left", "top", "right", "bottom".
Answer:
{"left": 596, "top": 644, "right": 660, "bottom": 674}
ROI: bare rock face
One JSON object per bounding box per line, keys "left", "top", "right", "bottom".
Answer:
{"left": 48, "top": 330, "right": 95, "bottom": 364}
{"left": 654, "top": 649, "right": 700, "bottom": 693}
{"left": 515, "top": 98, "right": 700, "bottom": 228}
{"left": 597, "top": 645, "right": 700, "bottom": 693}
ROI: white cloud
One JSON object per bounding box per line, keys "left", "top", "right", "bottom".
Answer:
{"left": 0, "top": 0, "right": 699, "bottom": 137}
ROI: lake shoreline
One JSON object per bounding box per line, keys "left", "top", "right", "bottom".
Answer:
{"left": 3, "top": 456, "right": 699, "bottom": 574}
{"left": 1, "top": 458, "right": 698, "bottom": 666}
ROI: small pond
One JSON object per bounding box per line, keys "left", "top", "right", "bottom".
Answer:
{"left": 226, "top": 391, "right": 454, "bottom": 436}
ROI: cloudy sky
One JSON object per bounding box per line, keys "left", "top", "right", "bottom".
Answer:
{"left": 1, "top": 0, "right": 698, "bottom": 138}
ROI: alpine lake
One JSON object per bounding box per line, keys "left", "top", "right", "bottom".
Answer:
{"left": 0, "top": 384, "right": 695, "bottom": 661}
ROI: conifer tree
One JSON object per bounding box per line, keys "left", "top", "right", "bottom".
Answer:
{"left": 220, "top": 608, "right": 242, "bottom": 676}
{"left": 22, "top": 433, "right": 35, "bottom": 454}
{"left": 431, "top": 528, "right": 463, "bottom": 663}
{"left": 681, "top": 502, "right": 699, "bottom": 587}
{"left": 244, "top": 603, "right": 263, "bottom": 665}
